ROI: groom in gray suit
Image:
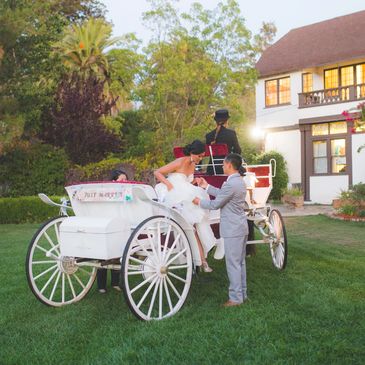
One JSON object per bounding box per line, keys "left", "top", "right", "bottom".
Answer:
{"left": 193, "top": 153, "right": 249, "bottom": 307}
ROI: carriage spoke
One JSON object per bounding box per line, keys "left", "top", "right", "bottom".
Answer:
{"left": 32, "top": 260, "right": 56, "bottom": 265}
{"left": 129, "top": 256, "right": 155, "bottom": 269}
{"left": 158, "top": 278, "right": 163, "bottom": 319}
{"left": 54, "top": 223, "right": 61, "bottom": 244}
{"left": 147, "top": 230, "right": 159, "bottom": 263}
{"left": 133, "top": 238, "right": 155, "bottom": 263}
{"left": 166, "top": 248, "right": 187, "bottom": 267}
{"left": 166, "top": 275, "right": 181, "bottom": 299}
{"left": 131, "top": 273, "right": 157, "bottom": 294}
{"left": 78, "top": 267, "right": 94, "bottom": 277}
{"left": 67, "top": 274, "right": 76, "bottom": 299}
{"left": 157, "top": 222, "right": 162, "bottom": 262}
{"left": 128, "top": 270, "right": 156, "bottom": 276}
{"left": 136, "top": 276, "right": 159, "bottom": 308}
{"left": 33, "top": 264, "right": 58, "bottom": 280}
{"left": 161, "top": 224, "right": 172, "bottom": 262}
{"left": 44, "top": 232, "right": 60, "bottom": 255}
{"left": 147, "top": 278, "right": 160, "bottom": 319}
{"left": 168, "top": 264, "right": 189, "bottom": 270}
{"left": 61, "top": 273, "right": 65, "bottom": 303}
{"left": 163, "top": 277, "right": 173, "bottom": 312}
{"left": 168, "top": 272, "right": 187, "bottom": 283}
{"left": 163, "top": 234, "right": 181, "bottom": 264}
{"left": 40, "top": 266, "right": 59, "bottom": 294}
{"left": 49, "top": 271, "right": 61, "bottom": 301}
{"left": 73, "top": 273, "right": 86, "bottom": 289}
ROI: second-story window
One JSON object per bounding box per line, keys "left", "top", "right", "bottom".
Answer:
{"left": 265, "top": 77, "right": 290, "bottom": 106}
{"left": 302, "top": 73, "right": 313, "bottom": 93}
{"left": 324, "top": 68, "right": 339, "bottom": 89}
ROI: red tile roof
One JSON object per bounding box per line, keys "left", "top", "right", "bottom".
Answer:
{"left": 256, "top": 10, "right": 365, "bottom": 78}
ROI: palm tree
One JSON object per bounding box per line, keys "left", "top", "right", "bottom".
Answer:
{"left": 53, "top": 18, "right": 120, "bottom": 77}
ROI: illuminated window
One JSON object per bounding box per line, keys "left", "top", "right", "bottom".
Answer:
{"left": 265, "top": 77, "right": 290, "bottom": 106}
{"left": 341, "top": 66, "right": 354, "bottom": 86}
{"left": 356, "top": 64, "right": 365, "bottom": 84}
{"left": 331, "top": 139, "right": 346, "bottom": 173}
{"left": 312, "top": 123, "right": 328, "bottom": 136}
{"left": 324, "top": 69, "right": 339, "bottom": 89}
{"left": 265, "top": 80, "right": 277, "bottom": 106}
{"left": 302, "top": 73, "right": 313, "bottom": 92}
{"left": 279, "top": 78, "right": 290, "bottom": 104}
{"left": 329, "top": 122, "right": 347, "bottom": 134}
{"left": 313, "top": 141, "right": 327, "bottom": 173}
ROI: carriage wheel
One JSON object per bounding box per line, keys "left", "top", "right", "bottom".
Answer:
{"left": 121, "top": 216, "right": 193, "bottom": 321}
{"left": 26, "top": 216, "right": 96, "bottom": 307}
{"left": 268, "top": 209, "right": 288, "bottom": 270}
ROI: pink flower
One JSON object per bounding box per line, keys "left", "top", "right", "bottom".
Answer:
{"left": 351, "top": 127, "right": 357, "bottom": 134}
{"left": 342, "top": 110, "right": 349, "bottom": 116}
{"left": 346, "top": 117, "right": 354, "bottom": 122}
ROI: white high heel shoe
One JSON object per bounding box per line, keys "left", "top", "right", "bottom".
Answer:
{"left": 202, "top": 261, "right": 213, "bottom": 273}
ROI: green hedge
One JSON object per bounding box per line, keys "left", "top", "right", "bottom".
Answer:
{"left": 0, "top": 142, "right": 69, "bottom": 197}
{"left": 0, "top": 196, "right": 67, "bottom": 224}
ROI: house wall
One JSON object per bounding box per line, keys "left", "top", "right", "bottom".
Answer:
{"left": 265, "top": 130, "right": 301, "bottom": 184}
{"left": 352, "top": 133, "right": 365, "bottom": 184}
{"left": 256, "top": 59, "right": 365, "bottom": 203}
{"left": 309, "top": 175, "right": 349, "bottom": 204}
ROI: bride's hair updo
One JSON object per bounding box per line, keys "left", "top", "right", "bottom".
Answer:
{"left": 183, "top": 140, "right": 206, "bottom": 156}
{"left": 225, "top": 153, "right": 246, "bottom": 176}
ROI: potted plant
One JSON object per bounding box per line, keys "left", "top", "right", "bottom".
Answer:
{"left": 282, "top": 187, "right": 304, "bottom": 208}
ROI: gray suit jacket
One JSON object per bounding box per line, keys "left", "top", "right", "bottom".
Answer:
{"left": 200, "top": 173, "right": 248, "bottom": 238}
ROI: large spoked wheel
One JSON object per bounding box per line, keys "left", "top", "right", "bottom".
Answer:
{"left": 122, "top": 216, "right": 193, "bottom": 321}
{"left": 268, "top": 209, "right": 288, "bottom": 270}
{"left": 26, "top": 216, "right": 97, "bottom": 307}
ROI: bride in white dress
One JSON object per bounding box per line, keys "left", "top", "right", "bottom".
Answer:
{"left": 154, "top": 140, "right": 216, "bottom": 272}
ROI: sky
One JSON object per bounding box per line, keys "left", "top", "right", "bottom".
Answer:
{"left": 102, "top": 0, "right": 365, "bottom": 43}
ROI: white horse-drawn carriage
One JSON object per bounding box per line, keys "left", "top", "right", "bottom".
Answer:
{"left": 26, "top": 144, "right": 287, "bottom": 320}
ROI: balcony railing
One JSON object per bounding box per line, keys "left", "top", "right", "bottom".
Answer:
{"left": 298, "top": 83, "right": 365, "bottom": 108}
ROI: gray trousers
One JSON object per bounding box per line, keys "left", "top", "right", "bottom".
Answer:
{"left": 224, "top": 235, "right": 248, "bottom": 303}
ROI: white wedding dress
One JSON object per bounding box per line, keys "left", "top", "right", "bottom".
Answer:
{"left": 155, "top": 173, "right": 216, "bottom": 256}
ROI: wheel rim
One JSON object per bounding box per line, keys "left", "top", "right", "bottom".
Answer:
{"left": 26, "top": 217, "right": 96, "bottom": 307}
{"left": 123, "top": 217, "right": 193, "bottom": 320}
{"left": 269, "top": 210, "right": 287, "bottom": 269}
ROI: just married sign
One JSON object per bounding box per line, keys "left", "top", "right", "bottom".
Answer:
{"left": 74, "top": 188, "right": 133, "bottom": 202}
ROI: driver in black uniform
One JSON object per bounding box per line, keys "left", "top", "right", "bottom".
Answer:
{"left": 205, "top": 109, "right": 241, "bottom": 175}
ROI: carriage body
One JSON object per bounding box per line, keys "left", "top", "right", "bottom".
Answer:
{"left": 26, "top": 144, "right": 287, "bottom": 321}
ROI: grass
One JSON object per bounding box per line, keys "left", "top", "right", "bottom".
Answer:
{"left": 0, "top": 215, "right": 364, "bottom": 365}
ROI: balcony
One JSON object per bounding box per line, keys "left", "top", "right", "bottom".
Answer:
{"left": 298, "top": 83, "right": 365, "bottom": 108}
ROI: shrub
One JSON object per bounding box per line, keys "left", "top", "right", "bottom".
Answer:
{"left": 339, "top": 204, "right": 357, "bottom": 217}
{"left": 66, "top": 153, "right": 166, "bottom": 186}
{"left": 283, "top": 187, "right": 303, "bottom": 197}
{"left": 0, "top": 141, "right": 69, "bottom": 197}
{"left": 0, "top": 196, "right": 67, "bottom": 224}
{"left": 253, "top": 150, "right": 289, "bottom": 200}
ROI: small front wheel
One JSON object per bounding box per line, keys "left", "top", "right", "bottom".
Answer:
{"left": 26, "top": 216, "right": 96, "bottom": 307}
{"left": 121, "top": 216, "right": 193, "bottom": 320}
{"left": 268, "top": 209, "right": 288, "bottom": 270}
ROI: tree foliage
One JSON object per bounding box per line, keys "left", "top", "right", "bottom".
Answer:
{"left": 41, "top": 73, "right": 120, "bottom": 165}
{"left": 133, "top": 0, "right": 276, "bottom": 157}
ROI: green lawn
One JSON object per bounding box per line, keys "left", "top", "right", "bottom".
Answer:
{"left": 0, "top": 216, "right": 364, "bottom": 365}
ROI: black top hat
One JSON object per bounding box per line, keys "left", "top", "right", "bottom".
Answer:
{"left": 214, "top": 109, "right": 230, "bottom": 123}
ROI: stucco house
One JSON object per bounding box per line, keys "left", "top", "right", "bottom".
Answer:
{"left": 255, "top": 10, "right": 365, "bottom": 204}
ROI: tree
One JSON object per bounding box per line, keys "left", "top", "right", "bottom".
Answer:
{"left": 132, "top": 0, "right": 276, "bottom": 158}
{"left": 0, "top": 0, "right": 106, "bottom": 147}
{"left": 41, "top": 73, "right": 120, "bottom": 165}
{"left": 53, "top": 18, "right": 120, "bottom": 77}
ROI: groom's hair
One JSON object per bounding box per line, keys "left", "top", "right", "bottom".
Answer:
{"left": 225, "top": 153, "right": 246, "bottom": 176}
